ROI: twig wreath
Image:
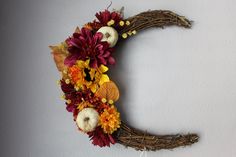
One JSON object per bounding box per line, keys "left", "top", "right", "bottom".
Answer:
{"left": 50, "top": 7, "right": 199, "bottom": 151}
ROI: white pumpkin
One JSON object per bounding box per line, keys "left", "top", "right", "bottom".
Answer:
{"left": 97, "top": 26, "right": 118, "bottom": 47}
{"left": 76, "top": 108, "right": 99, "bottom": 132}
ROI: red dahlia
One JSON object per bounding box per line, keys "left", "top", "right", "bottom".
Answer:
{"left": 65, "top": 28, "right": 115, "bottom": 68}
{"left": 84, "top": 10, "right": 123, "bottom": 31}
{"left": 88, "top": 127, "right": 116, "bottom": 147}
{"left": 60, "top": 80, "right": 92, "bottom": 112}
{"left": 95, "top": 9, "right": 122, "bottom": 26}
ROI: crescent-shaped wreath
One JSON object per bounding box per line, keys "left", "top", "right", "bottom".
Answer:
{"left": 50, "top": 8, "right": 199, "bottom": 151}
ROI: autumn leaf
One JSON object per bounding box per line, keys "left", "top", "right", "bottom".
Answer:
{"left": 50, "top": 27, "right": 80, "bottom": 72}
{"left": 49, "top": 42, "right": 68, "bottom": 72}
{"left": 95, "top": 81, "right": 120, "bottom": 102}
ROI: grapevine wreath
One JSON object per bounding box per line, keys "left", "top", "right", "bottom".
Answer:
{"left": 50, "top": 8, "right": 199, "bottom": 151}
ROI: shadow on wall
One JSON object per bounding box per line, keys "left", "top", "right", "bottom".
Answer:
{"left": 108, "top": 37, "right": 135, "bottom": 125}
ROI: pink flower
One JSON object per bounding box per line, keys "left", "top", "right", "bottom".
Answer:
{"left": 65, "top": 28, "right": 115, "bottom": 68}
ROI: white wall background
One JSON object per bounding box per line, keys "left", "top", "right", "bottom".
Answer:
{"left": 1, "top": 0, "right": 236, "bottom": 157}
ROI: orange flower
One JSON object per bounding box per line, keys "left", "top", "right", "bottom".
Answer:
{"left": 83, "top": 23, "right": 93, "bottom": 30}
{"left": 67, "top": 59, "right": 109, "bottom": 92}
{"left": 68, "top": 65, "right": 83, "bottom": 84}
{"left": 77, "top": 101, "right": 94, "bottom": 111}
{"left": 99, "top": 105, "right": 121, "bottom": 134}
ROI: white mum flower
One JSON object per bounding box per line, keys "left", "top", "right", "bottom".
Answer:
{"left": 97, "top": 26, "right": 118, "bottom": 47}
{"left": 76, "top": 108, "right": 99, "bottom": 132}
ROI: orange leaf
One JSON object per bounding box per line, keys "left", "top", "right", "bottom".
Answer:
{"left": 95, "top": 81, "right": 120, "bottom": 102}
{"left": 49, "top": 42, "right": 68, "bottom": 72}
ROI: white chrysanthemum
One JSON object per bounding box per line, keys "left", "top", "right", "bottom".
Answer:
{"left": 76, "top": 108, "right": 99, "bottom": 132}
{"left": 97, "top": 26, "right": 118, "bottom": 47}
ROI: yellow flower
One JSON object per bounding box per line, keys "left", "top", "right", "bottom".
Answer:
{"left": 119, "top": 20, "right": 125, "bottom": 26}
{"left": 98, "top": 65, "right": 109, "bottom": 85}
{"left": 122, "top": 33, "right": 128, "bottom": 39}
{"left": 107, "top": 19, "right": 115, "bottom": 26}
{"left": 68, "top": 59, "right": 110, "bottom": 93}
{"left": 99, "top": 105, "right": 121, "bottom": 134}
{"left": 77, "top": 101, "right": 94, "bottom": 111}
{"left": 125, "top": 20, "right": 130, "bottom": 25}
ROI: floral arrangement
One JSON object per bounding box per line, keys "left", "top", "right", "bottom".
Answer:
{"left": 50, "top": 8, "right": 199, "bottom": 151}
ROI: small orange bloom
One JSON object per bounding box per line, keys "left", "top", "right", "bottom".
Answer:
{"left": 68, "top": 65, "right": 83, "bottom": 84}
{"left": 99, "top": 105, "right": 121, "bottom": 134}
{"left": 77, "top": 101, "right": 94, "bottom": 111}
{"left": 83, "top": 23, "right": 93, "bottom": 30}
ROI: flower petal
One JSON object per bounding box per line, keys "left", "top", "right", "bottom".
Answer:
{"left": 99, "top": 65, "right": 109, "bottom": 73}
{"left": 64, "top": 54, "right": 79, "bottom": 66}
{"left": 90, "top": 59, "right": 98, "bottom": 69}
{"left": 108, "top": 56, "right": 115, "bottom": 65}
{"left": 94, "top": 32, "right": 103, "bottom": 43}
{"left": 102, "top": 51, "right": 111, "bottom": 58}
{"left": 66, "top": 105, "right": 75, "bottom": 112}
{"left": 99, "top": 74, "right": 109, "bottom": 85}
{"left": 98, "top": 56, "right": 107, "bottom": 65}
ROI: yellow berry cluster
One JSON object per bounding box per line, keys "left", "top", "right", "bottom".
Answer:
{"left": 120, "top": 20, "right": 137, "bottom": 39}
{"left": 121, "top": 30, "right": 137, "bottom": 39}
{"left": 106, "top": 19, "right": 137, "bottom": 39}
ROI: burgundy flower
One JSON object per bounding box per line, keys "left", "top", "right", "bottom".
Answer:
{"left": 60, "top": 80, "right": 74, "bottom": 93}
{"left": 84, "top": 21, "right": 103, "bottom": 31}
{"left": 65, "top": 28, "right": 115, "bottom": 68}
{"left": 95, "top": 10, "right": 122, "bottom": 26}
{"left": 85, "top": 10, "right": 123, "bottom": 31}
{"left": 88, "top": 127, "right": 116, "bottom": 147}
{"left": 60, "top": 80, "right": 93, "bottom": 112}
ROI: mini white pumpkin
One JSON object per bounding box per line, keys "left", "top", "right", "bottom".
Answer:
{"left": 97, "top": 26, "right": 118, "bottom": 47}
{"left": 76, "top": 108, "right": 99, "bottom": 132}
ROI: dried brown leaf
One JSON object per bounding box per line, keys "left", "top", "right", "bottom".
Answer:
{"left": 49, "top": 42, "right": 68, "bottom": 72}
{"left": 74, "top": 27, "right": 81, "bottom": 33}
